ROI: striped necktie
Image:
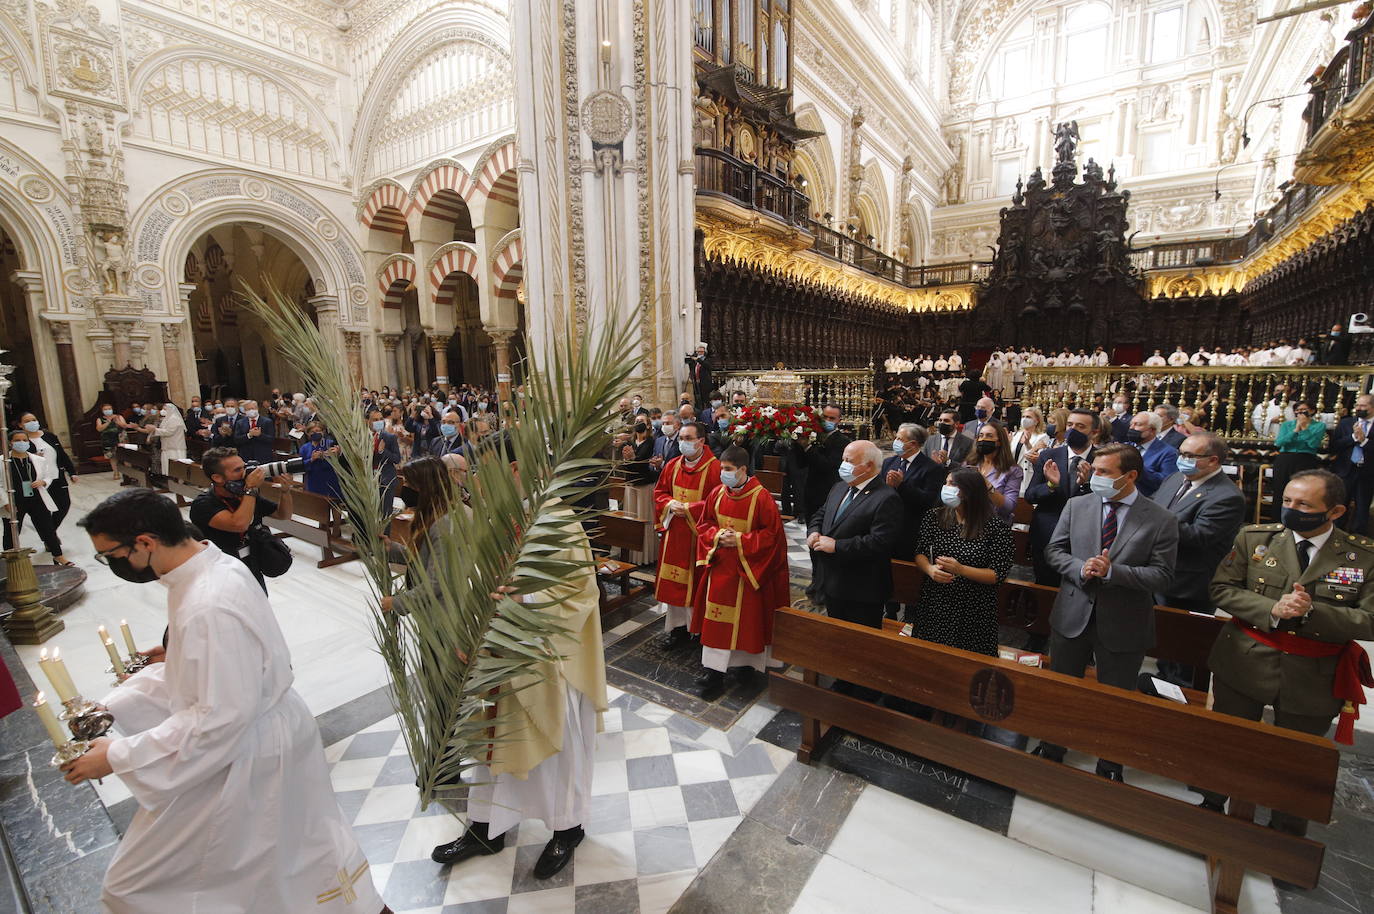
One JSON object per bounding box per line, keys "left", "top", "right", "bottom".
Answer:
{"left": 1101, "top": 501, "right": 1120, "bottom": 552}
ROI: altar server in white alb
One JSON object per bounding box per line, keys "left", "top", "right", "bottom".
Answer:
{"left": 62, "top": 489, "right": 388, "bottom": 914}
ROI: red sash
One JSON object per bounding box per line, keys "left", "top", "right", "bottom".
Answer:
{"left": 1233, "top": 619, "right": 1373, "bottom": 744}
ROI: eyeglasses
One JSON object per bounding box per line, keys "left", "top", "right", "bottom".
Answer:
{"left": 1177, "top": 451, "right": 1210, "bottom": 459}
{"left": 93, "top": 542, "right": 135, "bottom": 566}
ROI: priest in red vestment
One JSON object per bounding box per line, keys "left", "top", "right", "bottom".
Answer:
{"left": 689, "top": 446, "right": 790, "bottom": 699}
{"left": 652, "top": 422, "right": 720, "bottom": 648}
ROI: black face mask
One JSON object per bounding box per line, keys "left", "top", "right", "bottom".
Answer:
{"left": 975, "top": 440, "right": 998, "bottom": 455}
{"left": 223, "top": 478, "right": 247, "bottom": 496}
{"left": 1357, "top": 410, "right": 1370, "bottom": 420}
{"left": 1065, "top": 427, "right": 1090, "bottom": 450}
{"left": 109, "top": 545, "right": 158, "bottom": 584}
{"left": 937, "top": 423, "right": 954, "bottom": 436}
{"left": 399, "top": 486, "right": 420, "bottom": 508}
{"left": 1124, "top": 429, "right": 1144, "bottom": 444}
{"left": 1282, "top": 507, "right": 1330, "bottom": 534}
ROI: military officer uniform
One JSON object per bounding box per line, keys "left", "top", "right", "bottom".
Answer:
{"left": 1204, "top": 521, "right": 1374, "bottom": 833}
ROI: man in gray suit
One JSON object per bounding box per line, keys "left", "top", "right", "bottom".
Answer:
{"left": 1144, "top": 432, "right": 1246, "bottom": 690}
{"left": 1033, "top": 443, "right": 1179, "bottom": 780}
{"left": 924, "top": 408, "right": 971, "bottom": 467}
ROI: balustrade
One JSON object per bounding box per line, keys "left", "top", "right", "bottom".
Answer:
{"left": 714, "top": 367, "right": 876, "bottom": 422}
{"left": 1023, "top": 366, "right": 1374, "bottom": 441}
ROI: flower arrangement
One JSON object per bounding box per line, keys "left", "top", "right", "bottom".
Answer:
{"left": 727, "top": 403, "right": 824, "bottom": 444}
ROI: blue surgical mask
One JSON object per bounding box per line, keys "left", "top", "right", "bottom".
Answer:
{"left": 11, "top": 440, "right": 29, "bottom": 453}
{"left": 372, "top": 420, "right": 386, "bottom": 432}
{"left": 711, "top": 399, "right": 723, "bottom": 407}
{"left": 975, "top": 408, "right": 988, "bottom": 420}
{"left": 133, "top": 408, "right": 144, "bottom": 415}
{"left": 440, "top": 423, "right": 457, "bottom": 437}
{"left": 940, "top": 484, "right": 962, "bottom": 507}
{"left": 1176, "top": 455, "right": 1198, "bottom": 476}
{"left": 720, "top": 469, "right": 744, "bottom": 488}
{"left": 478, "top": 401, "right": 488, "bottom": 411}
{"left": 1046, "top": 423, "right": 1057, "bottom": 436}
{"left": 1090, "top": 473, "right": 1123, "bottom": 499}
{"left": 102, "top": 409, "right": 113, "bottom": 416}
{"left": 838, "top": 460, "right": 857, "bottom": 483}
{"left": 823, "top": 420, "right": 837, "bottom": 432}
{"left": 1065, "top": 427, "right": 1090, "bottom": 450}
{"left": 22, "top": 420, "right": 39, "bottom": 433}
{"left": 226, "top": 407, "right": 237, "bottom": 415}
{"left": 652, "top": 419, "right": 663, "bottom": 431}
{"left": 717, "top": 418, "right": 729, "bottom": 429}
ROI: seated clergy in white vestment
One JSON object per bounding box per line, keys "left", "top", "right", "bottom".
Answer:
{"left": 64, "top": 489, "right": 387, "bottom": 914}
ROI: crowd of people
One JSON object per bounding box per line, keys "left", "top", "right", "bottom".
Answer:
{"left": 3, "top": 352, "right": 1371, "bottom": 908}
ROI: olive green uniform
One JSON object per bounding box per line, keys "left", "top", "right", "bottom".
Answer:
{"left": 1204, "top": 522, "right": 1374, "bottom": 833}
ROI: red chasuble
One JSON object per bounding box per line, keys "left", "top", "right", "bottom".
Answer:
{"left": 652, "top": 449, "right": 721, "bottom": 606}
{"left": 689, "top": 478, "right": 790, "bottom": 654}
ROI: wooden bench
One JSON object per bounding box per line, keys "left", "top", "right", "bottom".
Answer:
{"left": 113, "top": 444, "right": 152, "bottom": 488}
{"left": 768, "top": 608, "right": 1339, "bottom": 914}
{"left": 166, "top": 458, "right": 209, "bottom": 506}
{"left": 261, "top": 484, "right": 358, "bottom": 568}
{"left": 591, "top": 510, "right": 653, "bottom": 612}
{"left": 755, "top": 468, "right": 786, "bottom": 497}
{"left": 891, "top": 562, "right": 1224, "bottom": 692}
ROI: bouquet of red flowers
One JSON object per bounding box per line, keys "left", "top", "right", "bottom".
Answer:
{"left": 726, "top": 403, "right": 824, "bottom": 445}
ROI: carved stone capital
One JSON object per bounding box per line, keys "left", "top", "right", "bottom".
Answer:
{"left": 487, "top": 329, "right": 516, "bottom": 346}
{"left": 107, "top": 320, "right": 136, "bottom": 344}
{"left": 343, "top": 330, "right": 362, "bottom": 353}
{"left": 381, "top": 333, "right": 402, "bottom": 352}
{"left": 429, "top": 335, "right": 452, "bottom": 351}
{"left": 161, "top": 323, "right": 181, "bottom": 346}
{"left": 45, "top": 319, "right": 73, "bottom": 345}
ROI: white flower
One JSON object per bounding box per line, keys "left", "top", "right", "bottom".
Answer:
{"left": 793, "top": 425, "right": 804, "bottom": 436}
{"left": 738, "top": 423, "right": 751, "bottom": 432}
{"left": 760, "top": 406, "right": 777, "bottom": 417}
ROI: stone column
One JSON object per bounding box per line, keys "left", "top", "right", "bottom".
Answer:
{"left": 108, "top": 320, "right": 135, "bottom": 368}
{"left": 344, "top": 331, "right": 363, "bottom": 388}
{"left": 511, "top": 0, "right": 696, "bottom": 404}
{"left": 382, "top": 334, "right": 402, "bottom": 388}
{"left": 489, "top": 329, "right": 515, "bottom": 404}
{"left": 44, "top": 319, "right": 84, "bottom": 429}
{"left": 309, "top": 295, "right": 344, "bottom": 354}
{"left": 162, "top": 323, "right": 186, "bottom": 404}
{"left": 430, "top": 335, "right": 452, "bottom": 391}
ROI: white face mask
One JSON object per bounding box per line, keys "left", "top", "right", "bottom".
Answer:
{"left": 719, "top": 468, "right": 745, "bottom": 489}
{"left": 940, "top": 484, "right": 962, "bottom": 508}
{"left": 679, "top": 439, "right": 701, "bottom": 459}
{"left": 1020, "top": 417, "right": 1036, "bottom": 429}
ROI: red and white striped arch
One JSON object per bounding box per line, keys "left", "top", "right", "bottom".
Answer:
{"left": 360, "top": 181, "right": 411, "bottom": 234}
{"left": 429, "top": 244, "right": 480, "bottom": 306}
{"left": 492, "top": 233, "right": 525, "bottom": 299}
{"left": 377, "top": 255, "right": 417, "bottom": 307}
{"left": 475, "top": 139, "right": 519, "bottom": 207}
{"left": 413, "top": 162, "right": 476, "bottom": 217}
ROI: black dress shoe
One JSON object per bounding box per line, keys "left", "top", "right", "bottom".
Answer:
{"left": 431, "top": 822, "right": 505, "bottom": 865}
{"left": 696, "top": 669, "right": 726, "bottom": 701}
{"left": 1030, "top": 744, "right": 1063, "bottom": 763}
{"left": 1198, "top": 797, "right": 1226, "bottom": 813}
{"left": 533, "top": 826, "right": 584, "bottom": 879}
{"left": 658, "top": 626, "right": 690, "bottom": 650}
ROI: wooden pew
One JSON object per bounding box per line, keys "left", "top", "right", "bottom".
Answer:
{"left": 769, "top": 608, "right": 1339, "bottom": 914}
{"left": 166, "top": 458, "right": 209, "bottom": 506}
{"left": 891, "top": 562, "right": 1225, "bottom": 693}
{"left": 591, "top": 510, "right": 653, "bottom": 612}
{"left": 113, "top": 444, "right": 152, "bottom": 488}
{"left": 755, "top": 468, "right": 786, "bottom": 496}
{"left": 260, "top": 484, "right": 358, "bottom": 568}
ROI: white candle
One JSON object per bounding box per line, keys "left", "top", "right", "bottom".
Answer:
{"left": 103, "top": 638, "right": 126, "bottom": 675}
{"left": 119, "top": 620, "right": 137, "bottom": 656}
{"left": 33, "top": 692, "right": 70, "bottom": 748}
{"left": 45, "top": 648, "right": 79, "bottom": 703}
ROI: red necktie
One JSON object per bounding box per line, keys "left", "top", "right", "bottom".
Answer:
{"left": 1101, "top": 501, "right": 1120, "bottom": 552}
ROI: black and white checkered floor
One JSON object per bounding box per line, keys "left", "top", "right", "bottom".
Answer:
{"left": 326, "top": 686, "right": 792, "bottom": 913}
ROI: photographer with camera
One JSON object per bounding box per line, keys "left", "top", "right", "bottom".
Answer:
{"left": 189, "top": 447, "right": 295, "bottom": 592}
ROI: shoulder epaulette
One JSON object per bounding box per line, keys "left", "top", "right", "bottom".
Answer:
{"left": 1241, "top": 522, "right": 1284, "bottom": 533}
{"left": 1341, "top": 532, "right": 1374, "bottom": 551}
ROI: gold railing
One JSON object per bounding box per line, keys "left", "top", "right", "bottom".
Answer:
{"left": 715, "top": 368, "right": 876, "bottom": 422}
{"left": 1023, "top": 366, "right": 1374, "bottom": 441}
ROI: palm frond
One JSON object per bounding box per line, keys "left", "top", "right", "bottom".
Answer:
{"left": 238, "top": 283, "right": 640, "bottom": 808}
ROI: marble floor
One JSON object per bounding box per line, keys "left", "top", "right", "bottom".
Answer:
{"left": 6, "top": 477, "right": 1374, "bottom": 914}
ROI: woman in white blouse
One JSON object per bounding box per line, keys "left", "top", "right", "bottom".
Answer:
{"left": 1011, "top": 407, "right": 1051, "bottom": 493}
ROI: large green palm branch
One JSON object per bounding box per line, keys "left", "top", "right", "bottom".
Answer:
{"left": 239, "top": 285, "right": 639, "bottom": 806}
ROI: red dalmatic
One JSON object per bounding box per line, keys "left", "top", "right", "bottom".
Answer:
{"left": 652, "top": 450, "right": 720, "bottom": 606}
{"left": 689, "top": 478, "right": 790, "bottom": 654}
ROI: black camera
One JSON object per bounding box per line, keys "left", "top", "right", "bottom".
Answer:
{"left": 245, "top": 457, "right": 306, "bottom": 477}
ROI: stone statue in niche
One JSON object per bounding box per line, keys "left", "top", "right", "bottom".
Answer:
{"left": 82, "top": 116, "right": 104, "bottom": 156}
{"left": 1217, "top": 112, "right": 1242, "bottom": 165}
{"left": 1082, "top": 158, "right": 1104, "bottom": 184}
{"left": 95, "top": 230, "right": 131, "bottom": 295}
{"left": 1146, "top": 84, "right": 1174, "bottom": 122}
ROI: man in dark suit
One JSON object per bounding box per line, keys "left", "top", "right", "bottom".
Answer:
{"left": 807, "top": 439, "right": 903, "bottom": 639}
{"left": 1108, "top": 393, "right": 1132, "bottom": 442}
{"left": 684, "top": 343, "right": 712, "bottom": 407}
{"left": 800, "top": 404, "right": 851, "bottom": 522}
{"left": 1155, "top": 403, "right": 1188, "bottom": 450}
{"left": 1035, "top": 443, "right": 1179, "bottom": 780}
{"left": 923, "top": 408, "right": 971, "bottom": 467}
{"left": 649, "top": 413, "right": 682, "bottom": 480}
{"left": 1125, "top": 412, "right": 1178, "bottom": 497}
{"left": 1024, "top": 408, "right": 1100, "bottom": 585}
{"left": 1321, "top": 323, "right": 1352, "bottom": 365}
{"left": 185, "top": 397, "right": 209, "bottom": 430}
{"left": 881, "top": 423, "right": 944, "bottom": 560}
{"left": 233, "top": 399, "right": 276, "bottom": 465}
{"left": 367, "top": 408, "right": 402, "bottom": 519}
{"left": 961, "top": 397, "right": 998, "bottom": 442}
{"left": 1330, "top": 393, "right": 1374, "bottom": 534}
